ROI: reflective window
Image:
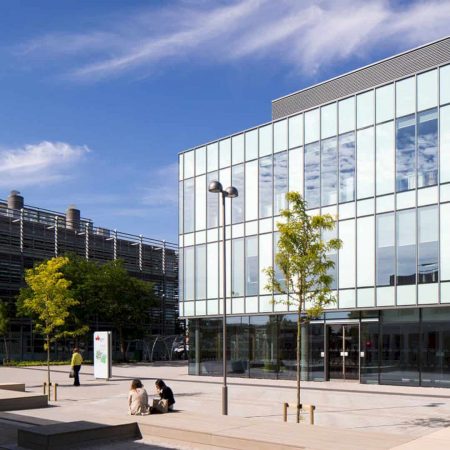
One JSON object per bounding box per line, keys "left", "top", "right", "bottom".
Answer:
{"left": 418, "top": 206, "right": 438, "bottom": 284}
{"left": 219, "top": 139, "right": 231, "bottom": 168}
{"left": 179, "top": 154, "right": 184, "bottom": 181}
{"left": 196, "top": 146, "right": 206, "bottom": 175}
{"left": 259, "top": 156, "right": 273, "bottom": 218}
{"left": 184, "top": 246, "right": 195, "bottom": 300}
{"left": 207, "top": 171, "right": 219, "bottom": 228}
{"left": 377, "top": 213, "right": 395, "bottom": 286}
{"left": 274, "top": 151, "right": 288, "bottom": 215}
{"left": 184, "top": 178, "right": 195, "bottom": 233}
{"left": 289, "top": 147, "right": 303, "bottom": 194}
{"left": 321, "top": 137, "right": 337, "bottom": 206}
{"left": 357, "top": 91, "right": 374, "bottom": 129}
{"left": 376, "top": 84, "right": 394, "bottom": 123}
{"left": 245, "top": 129, "right": 258, "bottom": 161}
{"left": 259, "top": 125, "right": 273, "bottom": 157}
{"left": 376, "top": 122, "right": 395, "bottom": 195}
{"left": 207, "top": 142, "right": 218, "bottom": 172}
{"left": 195, "top": 175, "right": 206, "bottom": 230}
{"left": 396, "top": 77, "right": 415, "bottom": 117}
{"left": 259, "top": 233, "right": 273, "bottom": 294}
{"left": 357, "top": 127, "right": 374, "bottom": 199}
{"left": 321, "top": 103, "right": 337, "bottom": 139}
{"left": 417, "top": 69, "right": 438, "bottom": 112}
{"left": 397, "top": 209, "right": 416, "bottom": 285}
{"left": 339, "top": 97, "right": 355, "bottom": 134}
{"left": 274, "top": 120, "right": 287, "bottom": 153}
{"left": 305, "top": 109, "right": 320, "bottom": 144}
{"left": 323, "top": 227, "right": 337, "bottom": 290}
{"left": 304, "top": 142, "right": 320, "bottom": 208}
{"left": 196, "top": 245, "right": 206, "bottom": 299}
{"left": 441, "top": 204, "right": 450, "bottom": 280}
{"left": 219, "top": 167, "right": 231, "bottom": 223}
{"left": 245, "top": 160, "right": 258, "bottom": 221}
{"left": 232, "top": 239, "right": 245, "bottom": 297}
{"left": 246, "top": 236, "right": 258, "bottom": 295}
{"left": 207, "top": 242, "right": 218, "bottom": 299}
{"left": 232, "top": 134, "right": 244, "bottom": 165}
{"left": 440, "top": 65, "right": 450, "bottom": 105}
{"left": 184, "top": 151, "right": 195, "bottom": 178}
{"left": 396, "top": 114, "right": 416, "bottom": 192}
{"left": 338, "top": 219, "right": 355, "bottom": 289}
{"left": 357, "top": 216, "right": 374, "bottom": 287}
{"left": 441, "top": 106, "right": 450, "bottom": 183}
{"left": 418, "top": 108, "right": 438, "bottom": 188}
{"left": 179, "top": 182, "right": 183, "bottom": 234}
{"left": 289, "top": 114, "right": 303, "bottom": 148}
{"left": 232, "top": 164, "right": 244, "bottom": 224}
{"left": 273, "top": 232, "right": 285, "bottom": 290}
{"left": 339, "top": 132, "right": 355, "bottom": 203}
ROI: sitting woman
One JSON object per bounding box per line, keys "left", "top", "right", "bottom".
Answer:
{"left": 128, "top": 379, "right": 150, "bottom": 415}
{"left": 153, "top": 379, "right": 175, "bottom": 413}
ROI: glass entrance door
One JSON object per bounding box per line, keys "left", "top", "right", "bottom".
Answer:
{"left": 327, "top": 324, "right": 360, "bottom": 380}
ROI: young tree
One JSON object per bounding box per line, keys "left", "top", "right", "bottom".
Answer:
{"left": 0, "top": 300, "right": 10, "bottom": 362}
{"left": 17, "top": 257, "right": 79, "bottom": 389}
{"left": 264, "top": 192, "right": 342, "bottom": 423}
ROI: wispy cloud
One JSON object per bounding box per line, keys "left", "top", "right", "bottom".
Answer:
{"left": 15, "top": 0, "right": 450, "bottom": 81}
{"left": 0, "top": 141, "right": 89, "bottom": 188}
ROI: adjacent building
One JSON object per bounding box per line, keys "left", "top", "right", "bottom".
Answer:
{"left": 0, "top": 191, "right": 179, "bottom": 359}
{"left": 179, "top": 37, "right": 450, "bottom": 387}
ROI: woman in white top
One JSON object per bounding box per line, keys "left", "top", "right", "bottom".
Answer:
{"left": 128, "top": 379, "right": 150, "bottom": 415}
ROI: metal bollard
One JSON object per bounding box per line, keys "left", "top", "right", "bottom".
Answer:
{"left": 283, "top": 402, "right": 289, "bottom": 422}
{"left": 54, "top": 383, "right": 58, "bottom": 402}
{"left": 309, "top": 405, "right": 316, "bottom": 425}
{"left": 48, "top": 382, "right": 52, "bottom": 401}
{"left": 43, "top": 382, "right": 47, "bottom": 395}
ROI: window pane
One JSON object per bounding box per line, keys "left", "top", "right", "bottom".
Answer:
{"left": 179, "top": 154, "right": 184, "bottom": 181}
{"left": 246, "top": 236, "right": 258, "bottom": 295}
{"left": 179, "top": 182, "right": 183, "bottom": 234}
{"left": 357, "top": 127, "right": 374, "bottom": 199}
{"left": 259, "top": 233, "right": 273, "bottom": 294}
{"left": 232, "top": 164, "right": 245, "bottom": 224}
{"left": 219, "top": 167, "right": 231, "bottom": 224}
{"left": 339, "top": 97, "right": 355, "bottom": 134}
{"left": 321, "top": 137, "right": 337, "bottom": 206}
{"left": 184, "top": 178, "right": 195, "bottom": 233}
{"left": 274, "top": 120, "right": 287, "bottom": 153}
{"left": 259, "top": 156, "right": 273, "bottom": 218}
{"left": 396, "top": 77, "right": 415, "bottom": 117}
{"left": 207, "top": 142, "right": 218, "bottom": 172}
{"left": 289, "top": 147, "right": 303, "bottom": 194}
{"left": 417, "top": 69, "right": 437, "bottom": 111}
{"left": 441, "top": 204, "right": 450, "bottom": 280}
{"left": 304, "top": 142, "right": 320, "bottom": 208}
{"left": 195, "top": 174, "right": 206, "bottom": 230}
{"left": 376, "top": 84, "right": 394, "bottom": 123}
{"left": 376, "top": 121, "right": 395, "bottom": 195}
{"left": 440, "top": 64, "right": 450, "bottom": 105}
{"left": 339, "top": 132, "right": 355, "bottom": 203}
{"left": 357, "top": 216, "right": 374, "bottom": 286}
{"left": 397, "top": 209, "right": 416, "bottom": 285}
{"left": 246, "top": 129, "right": 258, "bottom": 161}
{"left": 184, "top": 151, "right": 195, "bottom": 178}
{"left": 184, "top": 246, "right": 195, "bottom": 300}
{"left": 396, "top": 114, "right": 416, "bottom": 192}
{"left": 339, "top": 219, "right": 355, "bottom": 289}
{"left": 357, "top": 91, "right": 374, "bottom": 129}
{"left": 274, "top": 151, "right": 288, "bottom": 215}
{"left": 377, "top": 213, "right": 395, "bottom": 286}
{"left": 289, "top": 114, "right": 303, "bottom": 148}
{"left": 207, "top": 171, "right": 219, "bottom": 228}
{"left": 418, "top": 206, "right": 438, "bottom": 284}
{"left": 196, "top": 146, "right": 206, "bottom": 175}
{"left": 245, "top": 160, "right": 258, "bottom": 221}
{"left": 232, "top": 134, "right": 244, "bottom": 165}
{"left": 440, "top": 105, "right": 450, "bottom": 183}
{"left": 219, "top": 139, "right": 231, "bottom": 168}
{"left": 259, "top": 125, "right": 273, "bottom": 157}
{"left": 207, "top": 242, "right": 218, "bottom": 299}
{"left": 232, "top": 239, "right": 245, "bottom": 297}
{"left": 305, "top": 109, "right": 319, "bottom": 144}
{"left": 323, "top": 227, "right": 337, "bottom": 290}
{"left": 417, "top": 108, "right": 438, "bottom": 188}
{"left": 196, "top": 245, "right": 206, "bottom": 299}
{"left": 321, "top": 103, "right": 337, "bottom": 139}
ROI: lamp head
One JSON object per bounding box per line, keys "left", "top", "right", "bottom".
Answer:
{"left": 225, "top": 186, "right": 238, "bottom": 198}
{"left": 208, "top": 180, "right": 223, "bottom": 193}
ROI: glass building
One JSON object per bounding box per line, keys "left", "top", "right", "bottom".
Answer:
{"left": 179, "top": 37, "right": 450, "bottom": 387}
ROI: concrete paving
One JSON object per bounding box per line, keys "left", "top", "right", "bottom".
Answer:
{"left": 1, "top": 361, "right": 450, "bottom": 449}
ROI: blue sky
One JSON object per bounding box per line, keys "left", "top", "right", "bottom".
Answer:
{"left": 1, "top": 0, "right": 450, "bottom": 243}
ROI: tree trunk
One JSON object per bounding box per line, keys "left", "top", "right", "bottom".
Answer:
{"left": 119, "top": 327, "right": 126, "bottom": 362}
{"left": 3, "top": 335, "right": 9, "bottom": 362}
{"left": 296, "top": 303, "right": 302, "bottom": 424}
{"left": 46, "top": 335, "right": 51, "bottom": 399}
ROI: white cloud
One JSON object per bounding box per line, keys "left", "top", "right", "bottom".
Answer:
{"left": 0, "top": 141, "right": 89, "bottom": 188}
{"left": 16, "top": 0, "right": 450, "bottom": 81}
{"left": 141, "top": 162, "right": 178, "bottom": 207}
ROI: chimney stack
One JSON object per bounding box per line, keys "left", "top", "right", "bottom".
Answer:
{"left": 7, "top": 190, "right": 24, "bottom": 210}
{"left": 66, "top": 204, "right": 81, "bottom": 231}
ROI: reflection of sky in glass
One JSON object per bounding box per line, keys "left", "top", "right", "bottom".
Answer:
{"left": 305, "top": 142, "right": 320, "bottom": 208}
{"left": 207, "top": 171, "right": 219, "bottom": 228}
{"left": 397, "top": 209, "right": 416, "bottom": 284}
{"left": 184, "top": 178, "right": 195, "bottom": 233}
{"left": 377, "top": 213, "right": 395, "bottom": 286}
{"left": 259, "top": 156, "right": 273, "bottom": 218}
{"left": 418, "top": 206, "right": 439, "bottom": 283}
{"left": 339, "top": 132, "right": 355, "bottom": 203}
{"left": 418, "top": 108, "right": 438, "bottom": 187}
{"left": 232, "top": 164, "right": 245, "bottom": 224}
{"left": 396, "top": 114, "right": 416, "bottom": 192}
{"left": 321, "top": 137, "right": 337, "bottom": 206}
{"left": 274, "top": 152, "right": 288, "bottom": 214}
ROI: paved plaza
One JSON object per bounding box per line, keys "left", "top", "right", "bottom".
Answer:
{"left": 1, "top": 361, "right": 450, "bottom": 449}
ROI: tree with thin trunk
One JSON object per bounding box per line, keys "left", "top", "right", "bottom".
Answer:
{"left": 17, "top": 257, "right": 78, "bottom": 391}
{"left": 0, "top": 300, "right": 10, "bottom": 363}
{"left": 264, "top": 192, "right": 341, "bottom": 423}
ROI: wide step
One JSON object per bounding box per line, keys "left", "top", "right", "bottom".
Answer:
{"left": 17, "top": 421, "right": 142, "bottom": 450}
{"left": 0, "top": 390, "right": 47, "bottom": 411}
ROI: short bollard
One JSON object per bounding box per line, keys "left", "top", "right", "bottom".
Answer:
{"left": 283, "top": 402, "right": 289, "bottom": 422}
{"left": 43, "top": 382, "right": 47, "bottom": 395}
{"left": 54, "top": 383, "right": 58, "bottom": 402}
{"left": 48, "top": 382, "right": 52, "bottom": 401}
{"left": 309, "top": 405, "right": 315, "bottom": 425}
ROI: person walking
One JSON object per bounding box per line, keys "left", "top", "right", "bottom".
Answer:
{"left": 71, "top": 347, "right": 83, "bottom": 386}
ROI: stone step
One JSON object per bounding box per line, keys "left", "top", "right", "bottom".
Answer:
{"left": 0, "top": 390, "right": 48, "bottom": 412}
{"left": 17, "top": 421, "right": 141, "bottom": 450}
{"left": 0, "top": 383, "right": 25, "bottom": 392}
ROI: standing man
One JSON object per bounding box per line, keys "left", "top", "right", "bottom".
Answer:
{"left": 71, "top": 347, "right": 83, "bottom": 386}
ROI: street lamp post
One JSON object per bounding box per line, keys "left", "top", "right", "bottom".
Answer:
{"left": 208, "top": 180, "right": 238, "bottom": 416}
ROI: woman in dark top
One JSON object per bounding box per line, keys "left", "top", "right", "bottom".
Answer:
{"left": 155, "top": 379, "right": 175, "bottom": 411}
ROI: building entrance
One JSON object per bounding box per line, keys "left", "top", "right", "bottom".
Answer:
{"left": 327, "top": 324, "right": 359, "bottom": 380}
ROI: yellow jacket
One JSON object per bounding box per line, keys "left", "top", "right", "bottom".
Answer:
{"left": 71, "top": 352, "right": 83, "bottom": 366}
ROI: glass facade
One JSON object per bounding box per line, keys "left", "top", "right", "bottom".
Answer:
{"left": 180, "top": 54, "right": 450, "bottom": 387}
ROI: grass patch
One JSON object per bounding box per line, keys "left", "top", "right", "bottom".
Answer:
{"left": 4, "top": 360, "right": 93, "bottom": 366}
